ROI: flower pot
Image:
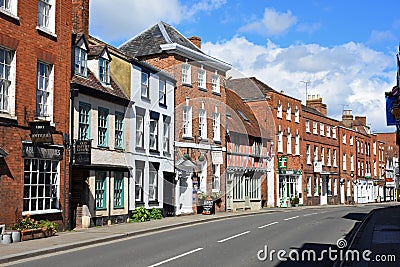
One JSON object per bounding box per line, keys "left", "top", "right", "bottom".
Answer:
{"left": 10, "top": 231, "right": 21, "bottom": 242}
{"left": 1, "top": 233, "right": 12, "bottom": 244}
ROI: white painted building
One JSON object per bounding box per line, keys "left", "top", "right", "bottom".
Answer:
{"left": 127, "top": 60, "right": 176, "bottom": 216}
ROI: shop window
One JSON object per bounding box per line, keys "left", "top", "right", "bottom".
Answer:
{"left": 23, "top": 158, "right": 59, "bottom": 214}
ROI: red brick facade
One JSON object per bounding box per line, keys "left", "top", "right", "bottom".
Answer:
{"left": 0, "top": 1, "right": 72, "bottom": 229}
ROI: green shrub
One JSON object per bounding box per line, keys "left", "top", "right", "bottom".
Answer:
{"left": 150, "top": 208, "right": 162, "bottom": 220}
{"left": 131, "top": 206, "right": 151, "bottom": 222}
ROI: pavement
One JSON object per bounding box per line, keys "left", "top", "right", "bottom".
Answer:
{"left": 341, "top": 203, "right": 400, "bottom": 267}
{"left": 0, "top": 203, "right": 399, "bottom": 266}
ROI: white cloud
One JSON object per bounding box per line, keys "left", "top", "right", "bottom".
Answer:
{"left": 367, "top": 30, "right": 396, "bottom": 44}
{"left": 203, "top": 37, "right": 395, "bottom": 132}
{"left": 89, "top": 0, "right": 226, "bottom": 43}
{"left": 239, "top": 8, "right": 297, "bottom": 36}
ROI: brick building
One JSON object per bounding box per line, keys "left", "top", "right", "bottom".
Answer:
{"left": 0, "top": 0, "right": 72, "bottom": 229}
{"left": 120, "top": 22, "right": 231, "bottom": 214}
{"left": 302, "top": 95, "right": 340, "bottom": 206}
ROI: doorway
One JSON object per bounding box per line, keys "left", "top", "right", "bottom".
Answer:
{"left": 163, "top": 172, "right": 175, "bottom": 217}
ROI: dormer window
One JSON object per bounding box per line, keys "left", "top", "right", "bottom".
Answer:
{"left": 74, "top": 38, "right": 88, "bottom": 77}
{"left": 99, "top": 57, "right": 110, "bottom": 84}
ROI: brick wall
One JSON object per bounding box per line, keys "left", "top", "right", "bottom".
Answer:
{"left": 0, "top": 0, "right": 72, "bottom": 229}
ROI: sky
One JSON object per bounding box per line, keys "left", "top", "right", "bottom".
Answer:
{"left": 89, "top": 0, "right": 400, "bottom": 133}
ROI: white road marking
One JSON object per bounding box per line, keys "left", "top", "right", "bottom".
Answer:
{"left": 303, "top": 212, "right": 318, "bottom": 217}
{"left": 148, "top": 247, "right": 204, "bottom": 267}
{"left": 217, "top": 231, "right": 251, "bottom": 243}
{"left": 258, "top": 221, "right": 279, "bottom": 229}
{"left": 284, "top": 216, "right": 299, "bottom": 221}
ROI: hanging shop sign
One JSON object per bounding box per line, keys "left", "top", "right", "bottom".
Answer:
{"left": 74, "top": 140, "right": 91, "bottom": 165}
{"left": 29, "top": 121, "right": 54, "bottom": 145}
{"left": 22, "top": 143, "right": 63, "bottom": 160}
{"left": 278, "top": 156, "right": 288, "bottom": 169}
{"left": 211, "top": 151, "right": 223, "bottom": 165}
{"left": 276, "top": 169, "right": 302, "bottom": 175}
{"left": 386, "top": 95, "right": 400, "bottom": 126}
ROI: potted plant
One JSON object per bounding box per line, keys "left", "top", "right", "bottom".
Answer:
{"left": 290, "top": 196, "right": 300, "bottom": 207}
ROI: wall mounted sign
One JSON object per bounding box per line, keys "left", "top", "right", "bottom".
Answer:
{"left": 29, "top": 121, "right": 54, "bottom": 145}
{"left": 22, "top": 143, "right": 63, "bottom": 160}
{"left": 74, "top": 140, "right": 91, "bottom": 165}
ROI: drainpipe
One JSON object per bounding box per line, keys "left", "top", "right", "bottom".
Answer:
{"left": 69, "top": 84, "right": 79, "bottom": 230}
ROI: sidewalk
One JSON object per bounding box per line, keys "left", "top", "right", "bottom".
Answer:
{"left": 0, "top": 203, "right": 397, "bottom": 265}
{"left": 342, "top": 204, "right": 400, "bottom": 267}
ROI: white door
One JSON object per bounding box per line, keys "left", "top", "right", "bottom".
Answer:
{"left": 340, "top": 182, "right": 345, "bottom": 204}
{"left": 320, "top": 176, "right": 328, "bottom": 205}
{"left": 226, "top": 179, "right": 233, "bottom": 211}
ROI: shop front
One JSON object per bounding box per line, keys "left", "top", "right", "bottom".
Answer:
{"left": 277, "top": 169, "right": 302, "bottom": 207}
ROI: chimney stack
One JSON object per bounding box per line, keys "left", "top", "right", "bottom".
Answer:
{"left": 72, "top": 0, "right": 90, "bottom": 37}
{"left": 188, "top": 36, "right": 201, "bottom": 48}
{"left": 355, "top": 116, "right": 367, "bottom": 126}
{"left": 306, "top": 94, "right": 327, "bottom": 116}
{"left": 341, "top": 109, "right": 353, "bottom": 127}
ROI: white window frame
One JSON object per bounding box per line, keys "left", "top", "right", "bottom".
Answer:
{"left": 343, "top": 153, "right": 347, "bottom": 170}
{"left": 294, "top": 106, "right": 299, "bottom": 123}
{"left": 97, "top": 107, "right": 108, "bottom": 147}
{"left": 326, "top": 125, "right": 331, "bottom": 138}
{"left": 321, "top": 147, "right": 325, "bottom": 165}
{"left": 313, "top": 146, "right": 318, "bottom": 163}
{"left": 307, "top": 177, "right": 312, "bottom": 196}
{"left": 286, "top": 104, "right": 291, "bottom": 121}
{"left": 0, "top": 46, "right": 16, "bottom": 116}
{"left": 182, "top": 63, "right": 191, "bottom": 85}
{"left": 295, "top": 131, "right": 300, "bottom": 155}
{"left": 78, "top": 102, "right": 90, "bottom": 140}
{"left": 182, "top": 106, "right": 192, "bottom": 138}
{"left": 74, "top": 46, "right": 87, "bottom": 77}
{"left": 306, "top": 144, "right": 311, "bottom": 164}
{"left": 305, "top": 120, "right": 310, "bottom": 133}
{"left": 333, "top": 149, "right": 337, "bottom": 167}
{"left": 212, "top": 72, "right": 220, "bottom": 94}
{"left": 37, "top": 0, "right": 55, "bottom": 34}
{"left": 149, "top": 118, "right": 159, "bottom": 151}
{"left": 351, "top": 155, "right": 354, "bottom": 172}
{"left": 212, "top": 111, "right": 220, "bottom": 142}
{"left": 163, "top": 121, "right": 170, "bottom": 154}
{"left": 1, "top": 0, "right": 18, "bottom": 19}
{"left": 135, "top": 113, "right": 144, "bottom": 148}
{"left": 36, "top": 61, "right": 53, "bottom": 120}
{"left": 212, "top": 164, "right": 220, "bottom": 192}
{"left": 141, "top": 71, "right": 149, "bottom": 98}
{"left": 99, "top": 57, "right": 110, "bottom": 84}
{"left": 148, "top": 165, "right": 158, "bottom": 201}
{"left": 333, "top": 178, "right": 338, "bottom": 196}
{"left": 115, "top": 112, "right": 124, "bottom": 149}
{"left": 159, "top": 79, "right": 166, "bottom": 106}
{"left": 135, "top": 163, "right": 143, "bottom": 202}
{"left": 199, "top": 109, "right": 207, "bottom": 139}
{"left": 327, "top": 148, "right": 331, "bottom": 166}
{"left": 332, "top": 127, "right": 337, "bottom": 139}
{"left": 198, "top": 66, "right": 206, "bottom": 89}
{"left": 342, "top": 133, "right": 346, "bottom": 144}
{"left": 278, "top": 128, "right": 283, "bottom": 153}
{"left": 22, "top": 158, "right": 60, "bottom": 215}
{"left": 320, "top": 123, "right": 324, "bottom": 136}
{"left": 313, "top": 121, "right": 318, "bottom": 135}
{"left": 286, "top": 130, "right": 292, "bottom": 154}
{"left": 350, "top": 136, "right": 354, "bottom": 145}
{"left": 277, "top": 101, "right": 282, "bottom": 118}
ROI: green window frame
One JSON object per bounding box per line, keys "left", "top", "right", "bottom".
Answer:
{"left": 115, "top": 112, "right": 124, "bottom": 149}
{"left": 98, "top": 107, "right": 109, "bottom": 147}
{"left": 95, "top": 171, "right": 107, "bottom": 210}
{"left": 113, "top": 172, "right": 124, "bottom": 208}
{"left": 78, "top": 102, "right": 91, "bottom": 140}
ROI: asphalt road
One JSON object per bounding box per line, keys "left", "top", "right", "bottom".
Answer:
{"left": 7, "top": 205, "right": 384, "bottom": 267}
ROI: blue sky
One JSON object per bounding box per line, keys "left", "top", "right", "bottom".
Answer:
{"left": 90, "top": 0, "right": 400, "bottom": 133}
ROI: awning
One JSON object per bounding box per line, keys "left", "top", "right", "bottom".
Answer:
{"left": 0, "top": 147, "right": 8, "bottom": 158}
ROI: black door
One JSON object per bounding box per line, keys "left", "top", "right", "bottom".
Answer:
{"left": 163, "top": 172, "right": 175, "bottom": 217}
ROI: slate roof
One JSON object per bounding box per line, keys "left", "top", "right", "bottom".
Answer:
{"left": 71, "top": 69, "right": 129, "bottom": 105}
{"left": 119, "top": 21, "right": 203, "bottom": 58}
{"left": 226, "top": 77, "right": 275, "bottom": 101}
{"left": 88, "top": 45, "right": 106, "bottom": 59}
{"left": 301, "top": 104, "right": 326, "bottom": 117}
{"left": 226, "top": 89, "right": 261, "bottom": 137}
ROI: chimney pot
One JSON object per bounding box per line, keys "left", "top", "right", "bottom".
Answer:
{"left": 189, "top": 36, "right": 201, "bottom": 49}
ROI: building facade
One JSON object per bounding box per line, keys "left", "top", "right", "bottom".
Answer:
{"left": 120, "top": 23, "right": 231, "bottom": 215}
{"left": 0, "top": 0, "right": 72, "bottom": 229}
